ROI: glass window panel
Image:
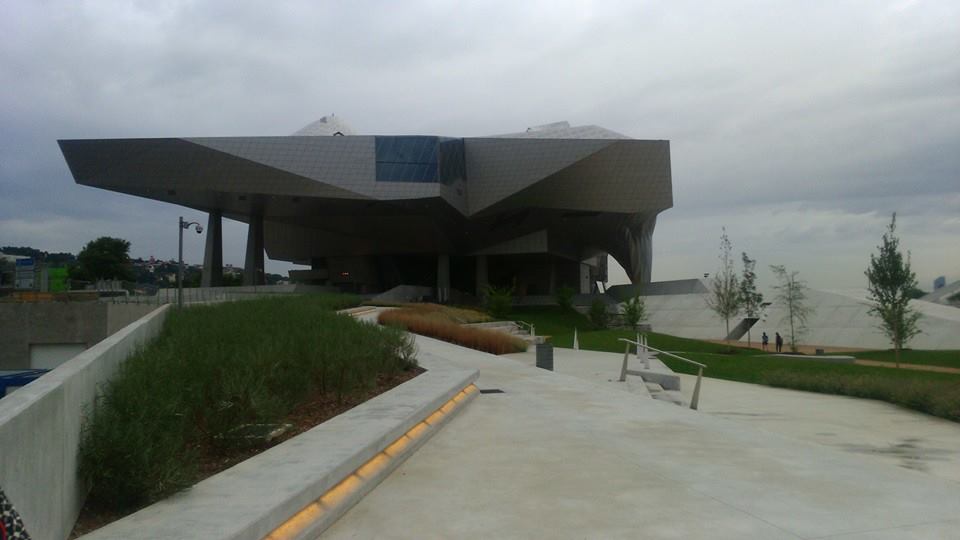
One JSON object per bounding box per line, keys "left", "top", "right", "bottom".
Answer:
{"left": 375, "top": 136, "right": 443, "bottom": 182}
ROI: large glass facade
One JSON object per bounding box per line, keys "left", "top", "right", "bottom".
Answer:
{"left": 375, "top": 136, "right": 465, "bottom": 184}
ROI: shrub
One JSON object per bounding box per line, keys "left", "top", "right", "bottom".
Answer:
{"left": 555, "top": 286, "right": 575, "bottom": 311}
{"left": 79, "top": 294, "right": 415, "bottom": 512}
{"left": 379, "top": 307, "right": 527, "bottom": 355}
{"left": 621, "top": 295, "right": 646, "bottom": 329}
{"left": 589, "top": 299, "right": 609, "bottom": 329}
{"left": 484, "top": 284, "right": 514, "bottom": 320}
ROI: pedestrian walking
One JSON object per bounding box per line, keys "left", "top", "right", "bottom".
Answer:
{"left": 761, "top": 332, "right": 769, "bottom": 352}
{"left": 775, "top": 332, "right": 783, "bottom": 353}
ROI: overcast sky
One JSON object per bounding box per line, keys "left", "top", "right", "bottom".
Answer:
{"left": 2, "top": 0, "right": 957, "bottom": 292}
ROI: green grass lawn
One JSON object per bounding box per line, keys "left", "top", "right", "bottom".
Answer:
{"left": 507, "top": 306, "right": 759, "bottom": 355}
{"left": 505, "top": 305, "right": 960, "bottom": 422}
{"left": 851, "top": 349, "right": 960, "bottom": 369}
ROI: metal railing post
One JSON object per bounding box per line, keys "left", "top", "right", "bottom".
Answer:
{"left": 643, "top": 334, "right": 650, "bottom": 369}
{"left": 619, "top": 341, "right": 630, "bottom": 382}
{"left": 690, "top": 367, "right": 703, "bottom": 410}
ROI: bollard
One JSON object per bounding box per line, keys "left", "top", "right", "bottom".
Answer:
{"left": 536, "top": 342, "right": 554, "bottom": 371}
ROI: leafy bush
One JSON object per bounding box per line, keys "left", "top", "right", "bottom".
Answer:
{"left": 555, "top": 286, "right": 575, "bottom": 311}
{"left": 589, "top": 299, "right": 609, "bottom": 329}
{"left": 484, "top": 284, "right": 514, "bottom": 320}
{"left": 79, "top": 294, "right": 416, "bottom": 512}
{"left": 379, "top": 306, "right": 527, "bottom": 355}
{"left": 621, "top": 295, "right": 646, "bottom": 329}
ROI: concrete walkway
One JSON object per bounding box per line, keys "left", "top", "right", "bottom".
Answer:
{"left": 671, "top": 372, "right": 960, "bottom": 484}
{"left": 513, "top": 346, "right": 960, "bottom": 484}
{"left": 322, "top": 337, "right": 960, "bottom": 539}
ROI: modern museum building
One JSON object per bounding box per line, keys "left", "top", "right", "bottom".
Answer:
{"left": 59, "top": 117, "right": 672, "bottom": 299}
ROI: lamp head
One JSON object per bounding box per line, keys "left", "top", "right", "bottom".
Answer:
{"left": 196, "top": 225, "right": 203, "bottom": 234}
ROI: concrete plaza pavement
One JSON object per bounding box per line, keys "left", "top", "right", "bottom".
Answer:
{"left": 510, "top": 346, "right": 960, "bottom": 484}
{"left": 322, "top": 337, "right": 960, "bottom": 539}
{"left": 672, "top": 372, "right": 960, "bottom": 484}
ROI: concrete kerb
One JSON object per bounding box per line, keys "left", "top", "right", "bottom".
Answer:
{"left": 80, "top": 362, "right": 479, "bottom": 540}
{"left": 765, "top": 353, "right": 856, "bottom": 364}
{"left": 0, "top": 303, "right": 171, "bottom": 540}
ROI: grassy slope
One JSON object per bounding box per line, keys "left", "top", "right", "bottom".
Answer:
{"left": 851, "top": 349, "right": 960, "bottom": 369}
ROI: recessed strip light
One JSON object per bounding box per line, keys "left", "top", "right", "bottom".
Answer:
{"left": 264, "top": 383, "right": 478, "bottom": 540}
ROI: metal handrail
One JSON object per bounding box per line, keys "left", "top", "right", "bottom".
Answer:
{"left": 515, "top": 320, "right": 536, "bottom": 339}
{"left": 617, "top": 337, "right": 706, "bottom": 411}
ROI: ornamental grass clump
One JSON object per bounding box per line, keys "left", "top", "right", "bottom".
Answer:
{"left": 379, "top": 304, "right": 527, "bottom": 355}
{"left": 79, "top": 294, "right": 417, "bottom": 513}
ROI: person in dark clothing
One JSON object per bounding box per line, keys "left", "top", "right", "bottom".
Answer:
{"left": 775, "top": 332, "right": 784, "bottom": 353}
{"left": 761, "top": 332, "right": 769, "bottom": 351}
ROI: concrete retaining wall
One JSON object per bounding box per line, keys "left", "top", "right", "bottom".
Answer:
{"left": 0, "top": 304, "right": 170, "bottom": 540}
{"left": 0, "top": 302, "right": 157, "bottom": 370}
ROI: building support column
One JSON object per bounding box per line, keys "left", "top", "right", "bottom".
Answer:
{"left": 201, "top": 210, "right": 223, "bottom": 287}
{"left": 475, "top": 255, "right": 488, "bottom": 297}
{"left": 549, "top": 258, "right": 557, "bottom": 295}
{"left": 437, "top": 254, "right": 450, "bottom": 303}
{"left": 244, "top": 215, "right": 265, "bottom": 286}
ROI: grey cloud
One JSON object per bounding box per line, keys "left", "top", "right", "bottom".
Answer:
{"left": 1, "top": 0, "right": 958, "bottom": 283}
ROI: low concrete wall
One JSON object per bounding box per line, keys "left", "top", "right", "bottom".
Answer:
{"left": 371, "top": 284, "right": 434, "bottom": 303}
{"left": 0, "top": 304, "right": 170, "bottom": 540}
{"left": 154, "top": 284, "right": 339, "bottom": 304}
{"left": 0, "top": 302, "right": 156, "bottom": 370}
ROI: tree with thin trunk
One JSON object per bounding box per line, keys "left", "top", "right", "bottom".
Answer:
{"left": 738, "top": 252, "right": 763, "bottom": 348}
{"left": 770, "top": 264, "right": 812, "bottom": 353}
{"left": 705, "top": 228, "right": 741, "bottom": 343}
{"left": 865, "top": 213, "right": 922, "bottom": 368}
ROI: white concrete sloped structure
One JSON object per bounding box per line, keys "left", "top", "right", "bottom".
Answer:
{"left": 922, "top": 279, "right": 960, "bottom": 307}
{"left": 623, "top": 279, "right": 960, "bottom": 349}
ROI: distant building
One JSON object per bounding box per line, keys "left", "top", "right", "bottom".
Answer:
{"left": 59, "top": 117, "right": 673, "bottom": 298}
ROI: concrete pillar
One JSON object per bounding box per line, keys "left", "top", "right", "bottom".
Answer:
{"left": 201, "top": 210, "right": 223, "bottom": 287}
{"left": 437, "top": 254, "right": 450, "bottom": 303}
{"left": 579, "top": 262, "right": 591, "bottom": 294}
{"left": 244, "top": 215, "right": 265, "bottom": 286}
{"left": 475, "top": 255, "right": 488, "bottom": 296}
{"left": 549, "top": 259, "right": 557, "bottom": 295}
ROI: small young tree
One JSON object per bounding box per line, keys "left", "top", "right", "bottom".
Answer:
{"left": 770, "top": 264, "right": 812, "bottom": 353}
{"left": 621, "top": 295, "right": 646, "bottom": 329}
{"left": 738, "top": 252, "right": 763, "bottom": 348}
{"left": 555, "top": 285, "right": 575, "bottom": 312}
{"left": 865, "top": 213, "right": 922, "bottom": 368}
{"left": 705, "top": 228, "right": 741, "bottom": 342}
{"left": 589, "top": 299, "right": 609, "bottom": 329}
{"left": 484, "top": 284, "right": 514, "bottom": 320}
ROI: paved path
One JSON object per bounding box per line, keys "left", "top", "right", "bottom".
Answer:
{"left": 322, "top": 337, "right": 960, "bottom": 539}
{"left": 671, "top": 371, "right": 960, "bottom": 483}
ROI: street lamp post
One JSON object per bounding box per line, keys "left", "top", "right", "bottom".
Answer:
{"left": 178, "top": 216, "right": 203, "bottom": 309}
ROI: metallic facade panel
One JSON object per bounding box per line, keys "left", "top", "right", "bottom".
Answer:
{"left": 59, "top": 122, "right": 673, "bottom": 284}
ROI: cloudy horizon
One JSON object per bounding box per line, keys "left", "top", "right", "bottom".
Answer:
{"left": 2, "top": 1, "right": 958, "bottom": 294}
